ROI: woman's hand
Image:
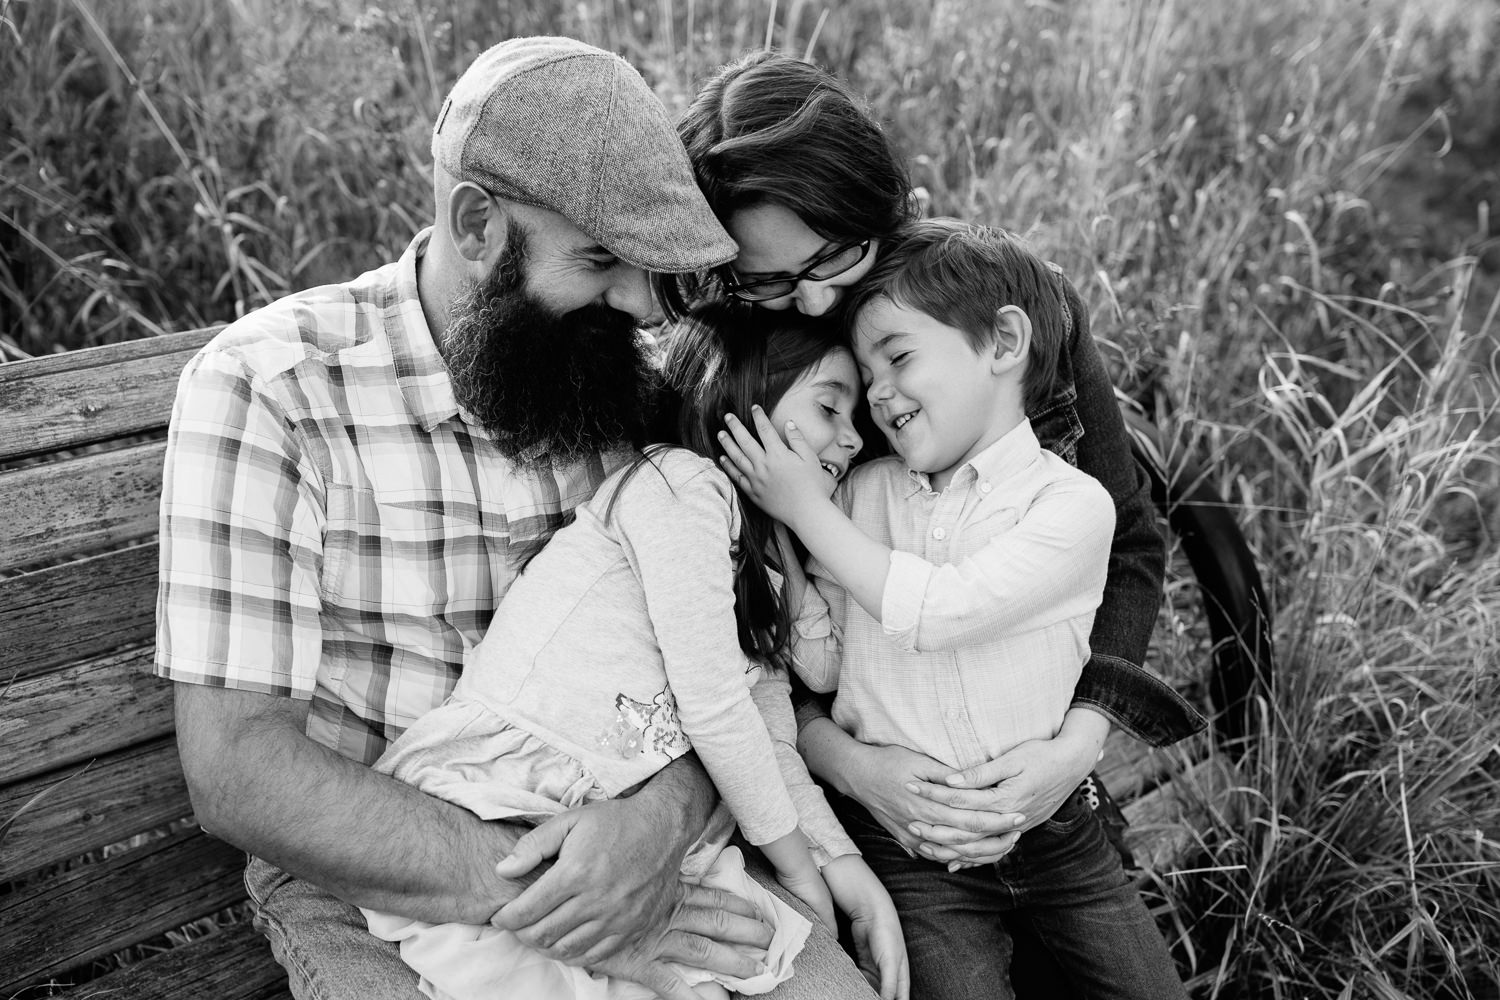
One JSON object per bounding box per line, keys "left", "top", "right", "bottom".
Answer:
{"left": 822, "top": 855, "right": 910, "bottom": 1000}
{"left": 906, "top": 708, "right": 1110, "bottom": 866}
{"left": 841, "top": 740, "right": 1024, "bottom": 866}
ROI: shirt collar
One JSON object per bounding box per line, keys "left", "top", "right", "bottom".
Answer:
{"left": 387, "top": 228, "right": 462, "bottom": 433}
{"left": 903, "top": 419, "right": 1042, "bottom": 495}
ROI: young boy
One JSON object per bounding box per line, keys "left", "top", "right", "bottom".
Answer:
{"left": 719, "top": 219, "right": 1187, "bottom": 1000}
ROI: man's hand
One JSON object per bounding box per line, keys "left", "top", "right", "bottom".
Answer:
{"left": 582, "top": 882, "right": 777, "bottom": 1000}
{"left": 495, "top": 806, "right": 774, "bottom": 998}
{"left": 492, "top": 763, "right": 774, "bottom": 982}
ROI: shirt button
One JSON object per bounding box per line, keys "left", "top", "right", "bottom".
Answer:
{"left": 980, "top": 481, "right": 992, "bottom": 494}
{"left": 932, "top": 526, "right": 947, "bottom": 540}
{"left": 946, "top": 708, "right": 962, "bottom": 721}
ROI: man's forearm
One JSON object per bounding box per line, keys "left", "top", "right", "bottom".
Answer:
{"left": 177, "top": 684, "right": 527, "bottom": 924}
{"left": 637, "top": 751, "right": 719, "bottom": 842}
{"left": 179, "top": 684, "right": 726, "bottom": 933}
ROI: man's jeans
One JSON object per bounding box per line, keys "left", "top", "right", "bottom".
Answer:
{"left": 836, "top": 788, "right": 1188, "bottom": 1000}
{"left": 245, "top": 853, "right": 878, "bottom": 1000}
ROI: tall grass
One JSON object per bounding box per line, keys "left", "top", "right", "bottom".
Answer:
{"left": 3, "top": 0, "right": 1497, "bottom": 996}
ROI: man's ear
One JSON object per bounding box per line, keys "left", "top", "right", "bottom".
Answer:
{"left": 447, "top": 182, "right": 507, "bottom": 263}
{"left": 990, "top": 305, "right": 1032, "bottom": 375}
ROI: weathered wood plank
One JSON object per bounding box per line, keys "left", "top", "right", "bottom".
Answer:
{"left": 0, "top": 737, "right": 194, "bottom": 881}
{"left": 0, "top": 827, "right": 250, "bottom": 997}
{"left": 57, "top": 919, "right": 291, "bottom": 1000}
{"left": 1123, "top": 758, "right": 1235, "bottom": 874}
{"left": 0, "top": 543, "right": 158, "bottom": 679}
{"left": 1096, "top": 730, "right": 1156, "bottom": 803}
{"left": 1098, "top": 730, "right": 1211, "bottom": 805}
{"left": 0, "top": 647, "right": 172, "bottom": 785}
{"left": 1, "top": 440, "right": 166, "bottom": 570}
{"left": 0, "top": 328, "right": 215, "bottom": 463}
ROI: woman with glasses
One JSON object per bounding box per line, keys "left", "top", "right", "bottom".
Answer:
{"left": 663, "top": 50, "right": 1204, "bottom": 999}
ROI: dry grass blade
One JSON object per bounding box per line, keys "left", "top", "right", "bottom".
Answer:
{"left": 0, "top": 760, "right": 94, "bottom": 845}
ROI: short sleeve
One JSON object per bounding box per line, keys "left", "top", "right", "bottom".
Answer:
{"left": 154, "top": 348, "right": 326, "bottom": 697}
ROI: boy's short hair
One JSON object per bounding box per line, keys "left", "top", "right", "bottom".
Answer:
{"left": 843, "top": 218, "right": 1067, "bottom": 412}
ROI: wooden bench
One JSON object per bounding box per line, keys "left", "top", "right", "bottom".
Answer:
{"left": 0, "top": 329, "right": 1273, "bottom": 997}
{"left": 0, "top": 328, "right": 291, "bottom": 999}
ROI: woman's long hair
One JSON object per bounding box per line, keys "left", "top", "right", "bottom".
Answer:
{"left": 631, "top": 301, "right": 850, "bottom": 668}
{"left": 660, "top": 50, "right": 916, "bottom": 319}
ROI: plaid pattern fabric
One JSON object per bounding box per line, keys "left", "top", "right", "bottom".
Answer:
{"left": 155, "top": 231, "right": 626, "bottom": 765}
{"left": 794, "top": 421, "right": 1115, "bottom": 771}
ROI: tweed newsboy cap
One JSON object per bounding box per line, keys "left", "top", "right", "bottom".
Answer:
{"left": 432, "top": 36, "right": 737, "bottom": 273}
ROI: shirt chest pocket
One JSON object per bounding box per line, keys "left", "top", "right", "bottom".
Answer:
{"left": 321, "top": 483, "right": 493, "bottom": 625}
{"left": 952, "top": 506, "right": 1021, "bottom": 563}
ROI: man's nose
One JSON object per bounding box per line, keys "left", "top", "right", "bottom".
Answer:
{"left": 605, "top": 266, "right": 658, "bottom": 323}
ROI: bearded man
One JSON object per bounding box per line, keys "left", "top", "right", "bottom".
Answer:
{"left": 157, "top": 37, "right": 880, "bottom": 1000}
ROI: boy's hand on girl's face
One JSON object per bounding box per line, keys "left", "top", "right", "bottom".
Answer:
{"left": 718, "top": 406, "right": 835, "bottom": 524}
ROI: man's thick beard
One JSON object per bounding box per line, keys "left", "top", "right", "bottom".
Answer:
{"left": 442, "top": 231, "right": 656, "bottom": 469}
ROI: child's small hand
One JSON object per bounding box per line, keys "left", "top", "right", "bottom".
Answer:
{"left": 718, "top": 407, "right": 834, "bottom": 527}
{"left": 774, "top": 860, "right": 837, "bottom": 931}
{"left": 822, "top": 856, "right": 910, "bottom": 1000}
{"left": 760, "top": 831, "right": 837, "bottom": 929}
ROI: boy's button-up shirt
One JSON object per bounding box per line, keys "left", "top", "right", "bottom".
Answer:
{"left": 155, "top": 230, "right": 628, "bottom": 766}
{"left": 794, "top": 420, "right": 1115, "bottom": 771}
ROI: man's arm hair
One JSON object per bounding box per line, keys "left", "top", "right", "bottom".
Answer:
{"left": 176, "top": 683, "right": 527, "bottom": 923}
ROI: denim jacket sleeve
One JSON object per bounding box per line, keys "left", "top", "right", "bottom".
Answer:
{"left": 1032, "top": 271, "right": 1205, "bottom": 747}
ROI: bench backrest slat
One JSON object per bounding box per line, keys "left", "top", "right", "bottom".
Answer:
{"left": 0, "top": 736, "right": 191, "bottom": 881}
{"left": 0, "top": 329, "right": 216, "bottom": 463}
{"left": 0, "top": 543, "right": 158, "bottom": 680}
{"left": 0, "top": 335, "right": 223, "bottom": 893}
{"left": 0, "top": 330, "right": 287, "bottom": 996}
{"left": 3, "top": 441, "right": 167, "bottom": 570}
{"left": 0, "top": 647, "right": 172, "bottom": 787}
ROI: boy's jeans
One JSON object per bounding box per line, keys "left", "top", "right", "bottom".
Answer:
{"left": 245, "top": 851, "right": 878, "bottom": 1000}
{"left": 836, "top": 787, "right": 1188, "bottom": 1000}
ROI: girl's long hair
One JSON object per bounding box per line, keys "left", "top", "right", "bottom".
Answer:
{"left": 640, "top": 301, "right": 849, "bottom": 667}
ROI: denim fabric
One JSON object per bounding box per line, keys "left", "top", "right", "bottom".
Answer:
{"left": 833, "top": 790, "right": 1187, "bottom": 1000}
{"left": 246, "top": 855, "right": 425, "bottom": 1000}
{"left": 1041, "top": 275, "right": 1205, "bottom": 747}
{"left": 245, "top": 854, "right": 879, "bottom": 1000}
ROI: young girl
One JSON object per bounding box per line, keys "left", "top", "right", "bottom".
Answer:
{"left": 360, "top": 303, "right": 907, "bottom": 1000}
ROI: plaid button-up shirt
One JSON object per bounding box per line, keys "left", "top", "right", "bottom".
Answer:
{"left": 793, "top": 421, "right": 1115, "bottom": 771}
{"left": 155, "top": 231, "right": 627, "bottom": 765}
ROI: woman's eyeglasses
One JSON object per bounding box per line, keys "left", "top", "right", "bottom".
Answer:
{"left": 720, "top": 239, "right": 872, "bottom": 302}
